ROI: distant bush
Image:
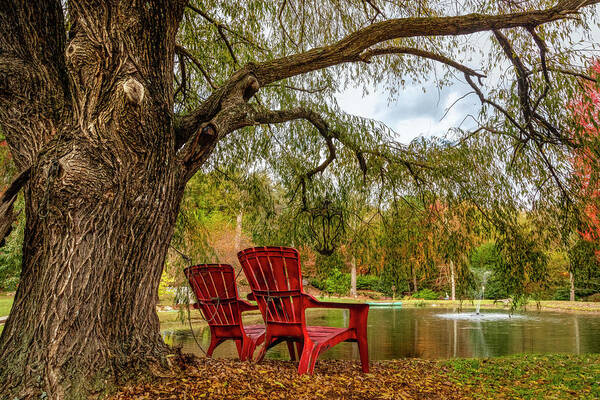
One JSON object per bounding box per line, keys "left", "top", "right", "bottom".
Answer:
{"left": 310, "top": 272, "right": 383, "bottom": 296}
{"left": 412, "top": 288, "right": 440, "bottom": 300}
{"left": 552, "top": 287, "right": 597, "bottom": 301}
{"left": 310, "top": 269, "right": 350, "bottom": 295}
{"left": 0, "top": 197, "right": 24, "bottom": 291}
{"left": 584, "top": 293, "right": 600, "bottom": 302}
{"left": 356, "top": 275, "right": 379, "bottom": 291}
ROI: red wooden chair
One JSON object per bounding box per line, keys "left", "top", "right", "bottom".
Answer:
{"left": 184, "top": 264, "right": 266, "bottom": 361}
{"left": 238, "top": 246, "right": 369, "bottom": 374}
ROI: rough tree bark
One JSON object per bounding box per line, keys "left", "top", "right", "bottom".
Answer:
{"left": 0, "top": 1, "right": 189, "bottom": 398}
{"left": 0, "top": 0, "right": 597, "bottom": 398}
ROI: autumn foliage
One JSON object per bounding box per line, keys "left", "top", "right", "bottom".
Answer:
{"left": 571, "top": 61, "right": 600, "bottom": 251}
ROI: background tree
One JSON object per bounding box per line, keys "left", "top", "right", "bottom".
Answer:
{"left": 0, "top": 1, "right": 599, "bottom": 398}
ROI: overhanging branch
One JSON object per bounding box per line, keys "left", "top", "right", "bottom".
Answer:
{"left": 251, "top": 1, "right": 598, "bottom": 86}
{"left": 359, "top": 46, "right": 486, "bottom": 77}
{"left": 177, "top": 0, "right": 597, "bottom": 147}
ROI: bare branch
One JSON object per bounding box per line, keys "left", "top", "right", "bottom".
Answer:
{"left": 264, "top": 83, "right": 330, "bottom": 94}
{"left": 363, "top": 0, "right": 386, "bottom": 20}
{"left": 217, "top": 24, "right": 239, "bottom": 65}
{"left": 526, "top": 27, "right": 551, "bottom": 114}
{"left": 494, "top": 29, "right": 570, "bottom": 147}
{"left": 187, "top": 4, "right": 264, "bottom": 57}
{"left": 359, "top": 46, "right": 486, "bottom": 77}
{"left": 175, "top": 44, "right": 216, "bottom": 89}
{"left": 278, "top": 0, "right": 300, "bottom": 50}
{"left": 532, "top": 66, "right": 596, "bottom": 82}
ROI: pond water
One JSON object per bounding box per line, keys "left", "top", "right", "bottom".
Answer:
{"left": 161, "top": 307, "right": 600, "bottom": 360}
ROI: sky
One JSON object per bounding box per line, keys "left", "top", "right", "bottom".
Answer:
{"left": 335, "top": 20, "right": 600, "bottom": 145}
{"left": 336, "top": 79, "right": 481, "bottom": 144}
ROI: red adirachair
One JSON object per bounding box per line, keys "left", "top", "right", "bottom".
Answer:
{"left": 184, "top": 264, "right": 266, "bottom": 361}
{"left": 238, "top": 246, "right": 369, "bottom": 374}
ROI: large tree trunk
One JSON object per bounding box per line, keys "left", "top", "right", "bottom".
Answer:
{"left": 0, "top": 2, "right": 187, "bottom": 398}
{"left": 0, "top": 156, "right": 184, "bottom": 399}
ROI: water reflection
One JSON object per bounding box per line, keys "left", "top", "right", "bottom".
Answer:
{"left": 162, "top": 308, "right": 600, "bottom": 360}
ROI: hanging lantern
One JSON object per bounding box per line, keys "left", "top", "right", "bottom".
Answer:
{"left": 303, "top": 198, "right": 345, "bottom": 256}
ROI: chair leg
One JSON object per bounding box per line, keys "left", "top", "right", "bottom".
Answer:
{"left": 206, "top": 337, "right": 223, "bottom": 358}
{"left": 286, "top": 341, "right": 296, "bottom": 361}
{"left": 307, "top": 344, "right": 322, "bottom": 374}
{"left": 256, "top": 334, "right": 271, "bottom": 362}
{"left": 297, "top": 339, "right": 314, "bottom": 374}
{"left": 235, "top": 339, "right": 245, "bottom": 360}
{"left": 295, "top": 341, "right": 303, "bottom": 358}
{"left": 246, "top": 339, "right": 258, "bottom": 361}
{"left": 357, "top": 336, "right": 369, "bottom": 373}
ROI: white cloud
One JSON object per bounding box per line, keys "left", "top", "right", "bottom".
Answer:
{"left": 336, "top": 80, "right": 480, "bottom": 144}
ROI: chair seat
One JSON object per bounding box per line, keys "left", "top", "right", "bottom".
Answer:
{"left": 244, "top": 324, "right": 266, "bottom": 340}
{"left": 306, "top": 325, "right": 355, "bottom": 344}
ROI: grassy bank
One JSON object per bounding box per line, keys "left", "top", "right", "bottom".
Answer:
{"left": 315, "top": 297, "right": 600, "bottom": 313}
{"left": 0, "top": 295, "right": 13, "bottom": 317}
{"left": 111, "top": 354, "right": 600, "bottom": 399}
{"left": 3, "top": 293, "right": 600, "bottom": 321}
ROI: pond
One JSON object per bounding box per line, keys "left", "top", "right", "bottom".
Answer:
{"left": 161, "top": 307, "right": 600, "bottom": 360}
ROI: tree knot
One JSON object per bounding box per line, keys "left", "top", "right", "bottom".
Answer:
{"left": 123, "top": 78, "right": 145, "bottom": 106}
{"left": 243, "top": 74, "right": 260, "bottom": 101}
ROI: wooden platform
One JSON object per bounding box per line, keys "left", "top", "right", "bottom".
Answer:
{"left": 0, "top": 316, "right": 7, "bottom": 324}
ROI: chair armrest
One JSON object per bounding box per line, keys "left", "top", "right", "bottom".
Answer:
{"left": 303, "top": 294, "right": 369, "bottom": 311}
{"left": 303, "top": 294, "right": 369, "bottom": 330}
{"left": 238, "top": 299, "right": 259, "bottom": 313}
{"left": 246, "top": 292, "right": 256, "bottom": 301}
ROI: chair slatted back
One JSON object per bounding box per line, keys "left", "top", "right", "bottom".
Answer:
{"left": 184, "top": 264, "right": 241, "bottom": 328}
{"left": 238, "top": 247, "right": 304, "bottom": 331}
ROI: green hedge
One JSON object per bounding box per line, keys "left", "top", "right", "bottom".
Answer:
{"left": 357, "top": 275, "right": 380, "bottom": 291}
{"left": 412, "top": 288, "right": 441, "bottom": 300}
{"left": 310, "top": 271, "right": 381, "bottom": 295}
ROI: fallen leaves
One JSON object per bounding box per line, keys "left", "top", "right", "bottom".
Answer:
{"left": 110, "top": 358, "right": 464, "bottom": 400}
{"left": 110, "top": 354, "right": 600, "bottom": 400}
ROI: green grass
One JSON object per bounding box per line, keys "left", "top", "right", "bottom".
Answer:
{"left": 0, "top": 295, "right": 13, "bottom": 317}
{"left": 442, "top": 354, "right": 600, "bottom": 399}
